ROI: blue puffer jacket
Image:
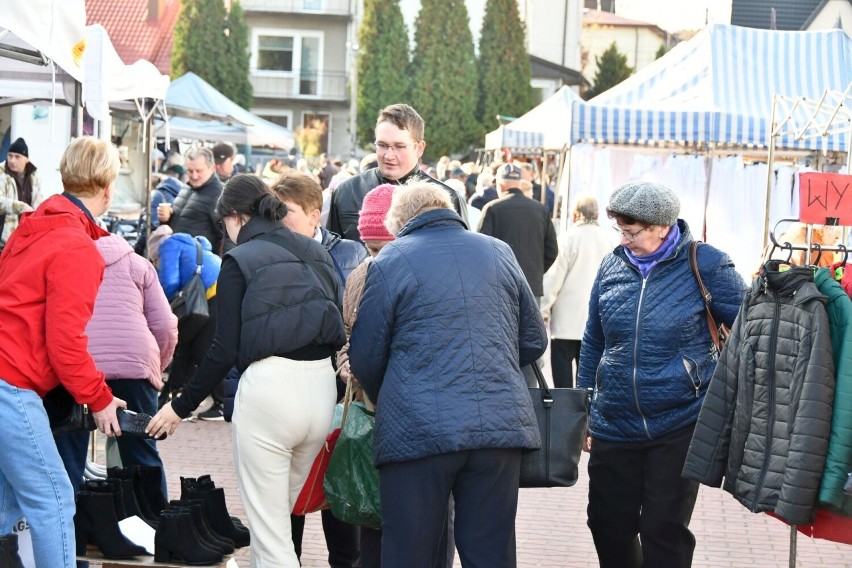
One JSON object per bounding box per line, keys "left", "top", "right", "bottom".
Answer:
{"left": 578, "top": 220, "right": 746, "bottom": 442}
{"left": 157, "top": 233, "right": 222, "bottom": 301}
{"left": 321, "top": 227, "right": 367, "bottom": 300}
{"left": 349, "top": 208, "right": 547, "bottom": 465}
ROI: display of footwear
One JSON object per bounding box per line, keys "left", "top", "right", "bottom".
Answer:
{"left": 181, "top": 478, "right": 250, "bottom": 548}
{"left": 0, "top": 533, "right": 24, "bottom": 568}
{"left": 154, "top": 509, "right": 223, "bottom": 566}
{"left": 74, "top": 491, "right": 148, "bottom": 559}
{"left": 107, "top": 467, "right": 159, "bottom": 527}
{"left": 197, "top": 404, "right": 224, "bottom": 421}
{"left": 185, "top": 475, "right": 248, "bottom": 531}
{"left": 116, "top": 408, "right": 167, "bottom": 439}
{"left": 168, "top": 501, "right": 235, "bottom": 555}
{"left": 136, "top": 465, "right": 168, "bottom": 518}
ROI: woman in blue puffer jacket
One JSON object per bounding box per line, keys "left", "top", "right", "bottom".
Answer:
{"left": 349, "top": 181, "right": 546, "bottom": 568}
{"left": 148, "top": 226, "right": 221, "bottom": 408}
{"left": 578, "top": 181, "right": 746, "bottom": 568}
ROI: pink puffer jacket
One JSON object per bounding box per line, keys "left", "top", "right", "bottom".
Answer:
{"left": 86, "top": 234, "right": 177, "bottom": 389}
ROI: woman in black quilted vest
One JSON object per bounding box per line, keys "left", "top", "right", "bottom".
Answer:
{"left": 148, "top": 174, "right": 346, "bottom": 567}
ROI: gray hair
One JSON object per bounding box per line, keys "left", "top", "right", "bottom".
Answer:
{"left": 385, "top": 181, "right": 452, "bottom": 236}
{"left": 573, "top": 194, "right": 599, "bottom": 221}
{"left": 185, "top": 146, "right": 215, "bottom": 166}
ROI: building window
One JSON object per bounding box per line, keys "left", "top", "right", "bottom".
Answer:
{"left": 255, "top": 109, "right": 294, "bottom": 130}
{"left": 252, "top": 29, "right": 324, "bottom": 97}
{"left": 257, "top": 36, "right": 294, "bottom": 72}
{"left": 302, "top": 0, "right": 323, "bottom": 10}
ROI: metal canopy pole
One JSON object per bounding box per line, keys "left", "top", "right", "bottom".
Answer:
{"left": 763, "top": 97, "right": 779, "bottom": 248}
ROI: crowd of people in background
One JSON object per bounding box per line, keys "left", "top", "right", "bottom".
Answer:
{"left": 0, "top": 100, "right": 751, "bottom": 568}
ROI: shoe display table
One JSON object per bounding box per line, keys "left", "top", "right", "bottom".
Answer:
{"left": 79, "top": 550, "right": 241, "bottom": 567}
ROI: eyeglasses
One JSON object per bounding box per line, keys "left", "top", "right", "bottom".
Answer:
{"left": 612, "top": 224, "right": 651, "bottom": 242}
{"left": 373, "top": 142, "right": 417, "bottom": 154}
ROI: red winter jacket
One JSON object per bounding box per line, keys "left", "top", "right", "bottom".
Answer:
{"left": 0, "top": 195, "right": 113, "bottom": 412}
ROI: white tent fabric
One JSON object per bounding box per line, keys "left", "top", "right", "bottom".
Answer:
{"left": 83, "top": 24, "right": 169, "bottom": 120}
{"left": 572, "top": 24, "right": 852, "bottom": 150}
{"left": 162, "top": 72, "right": 294, "bottom": 149}
{"left": 485, "top": 86, "right": 582, "bottom": 150}
{"left": 0, "top": 0, "right": 86, "bottom": 103}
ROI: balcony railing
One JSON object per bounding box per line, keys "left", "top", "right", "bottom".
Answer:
{"left": 241, "top": 0, "right": 353, "bottom": 16}
{"left": 250, "top": 71, "right": 349, "bottom": 101}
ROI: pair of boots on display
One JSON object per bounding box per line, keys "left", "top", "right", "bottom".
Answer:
{"left": 154, "top": 501, "right": 231, "bottom": 565}
{"left": 74, "top": 465, "right": 167, "bottom": 559}
{"left": 179, "top": 475, "right": 250, "bottom": 549}
{"left": 0, "top": 533, "right": 23, "bottom": 568}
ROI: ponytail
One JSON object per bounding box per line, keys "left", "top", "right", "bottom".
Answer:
{"left": 217, "top": 174, "right": 287, "bottom": 222}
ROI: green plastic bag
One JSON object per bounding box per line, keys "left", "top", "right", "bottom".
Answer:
{"left": 323, "top": 401, "right": 381, "bottom": 530}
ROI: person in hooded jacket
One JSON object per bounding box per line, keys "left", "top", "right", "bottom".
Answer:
{"left": 0, "top": 137, "right": 126, "bottom": 568}
{"left": 153, "top": 227, "right": 221, "bottom": 409}
{"left": 349, "top": 181, "right": 545, "bottom": 568}
{"left": 578, "top": 181, "right": 746, "bottom": 568}
{"left": 147, "top": 174, "right": 346, "bottom": 567}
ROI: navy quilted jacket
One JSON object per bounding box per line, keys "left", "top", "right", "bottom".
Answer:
{"left": 578, "top": 220, "right": 746, "bottom": 442}
{"left": 349, "top": 208, "right": 546, "bottom": 465}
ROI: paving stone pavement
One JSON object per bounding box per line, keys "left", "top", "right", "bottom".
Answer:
{"left": 89, "top": 419, "right": 849, "bottom": 568}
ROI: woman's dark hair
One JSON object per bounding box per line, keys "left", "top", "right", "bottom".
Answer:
{"left": 606, "top": 208, "right": 647, "bottom": 227}
{"left": 216, "top": 174, "right": 288, "bottom": 221}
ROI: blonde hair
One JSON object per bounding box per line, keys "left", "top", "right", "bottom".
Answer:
{"left": 60, "top": 137, "right": 121, "bottom": 197}
{"left": 385, "top": 181, "right": 452, "bottom": 236}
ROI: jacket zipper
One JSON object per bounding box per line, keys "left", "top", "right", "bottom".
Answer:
{"left": 633, "top": 277, "right": 652, "bottom": 439}
{"left": 752, "top": 291, "right": 780, "bottom": 510}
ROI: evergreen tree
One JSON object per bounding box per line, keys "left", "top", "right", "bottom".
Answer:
{"left": 584, "top": 42, "right": 633, "bottom": 100}
{"left": 409, "top": 0, "right": 479, "bottom": 158}
{"left": 172, "top": 0, "right": 252, "bottom": 108}
{"left": 477, "top": 0, "right": 532, "bottom": 131}
{"left": 655, "top": 43, "right": 668, "bottom": 59}
{"left": 356, "top": 0, "right": 410, "bottom": 147}
{"left": 223, "top": 1, "right": 253, "bottom": 109}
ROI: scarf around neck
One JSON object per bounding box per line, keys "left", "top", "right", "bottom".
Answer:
{"left": 623, "top": 223, "right": 681, "bottom": 278}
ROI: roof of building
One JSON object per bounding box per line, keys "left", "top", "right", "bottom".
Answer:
{"left": 530, "top": 55, "right": 585, "bottom": 86}
{"left": 730, "top": 0, "right": 823, "bottom": 31}
{"left": 582, "top": 9, "right": 668, "bottom": 39}
{"left": 85, "top": 0, "right": 181, "bottom": 74}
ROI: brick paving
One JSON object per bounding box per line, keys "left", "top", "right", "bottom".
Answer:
{"left": 91, "top": 419, "right": 850, "bottom": 568}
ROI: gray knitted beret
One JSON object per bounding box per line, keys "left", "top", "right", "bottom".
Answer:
{"left": 608, "top": 181, "right": 680, "bottom": 226}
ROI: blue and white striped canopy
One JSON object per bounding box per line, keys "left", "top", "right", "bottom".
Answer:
{"left": 485, "top": 86, "right": 582, "bottom": 150}
{"left": 571, "top": 24, "right": 852, "bottom": 150}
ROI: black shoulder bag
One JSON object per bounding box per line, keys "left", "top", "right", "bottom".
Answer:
{"left": 520, "top": 363, "right": 591, "bottom": 488}
{"left": 170, "top": 239, "right": 210, "bottom": 342}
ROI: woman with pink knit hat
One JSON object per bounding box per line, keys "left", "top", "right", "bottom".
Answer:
{"left": 336, "top": 183, "right": 394, "bottom": 568}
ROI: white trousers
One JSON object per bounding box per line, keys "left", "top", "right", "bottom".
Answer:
{"left": 232, "top": 356, "right": 337, "bottom": 568}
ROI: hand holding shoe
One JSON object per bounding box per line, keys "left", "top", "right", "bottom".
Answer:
{"left": 117, "top": 408, "right": 167, "bottom": 440}
{"left": 147, "top": 401, "right": 182, "bottom": 439}
{"left": 93, "top": 396, "right": 128, "bottom": 437}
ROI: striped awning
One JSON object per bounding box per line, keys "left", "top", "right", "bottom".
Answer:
{"left": 571, "top": 24, "right": 852, "bottom": 150}
{"left": 485, "top": 86, "right": 582, "bottom": 150}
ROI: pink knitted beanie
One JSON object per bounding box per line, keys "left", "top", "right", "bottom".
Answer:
{"left": 358, "top": 184, "right": 395, "bottom": 241}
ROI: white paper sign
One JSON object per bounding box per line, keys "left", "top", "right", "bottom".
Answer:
{"left": 13, "top": 517, "right": 35, "bottom": 568}
{"left": 117, "top": 515, "right": 156, "bottom": 555}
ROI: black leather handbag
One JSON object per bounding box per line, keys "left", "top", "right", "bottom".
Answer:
{"left": 43, "top": 385, "right": 96, "bottom": 433}
{"left": 170, "top": 240, "right": 210, "bottom": 342}
{"left": 520, "top": 363, "right": 591, "bottom": 488}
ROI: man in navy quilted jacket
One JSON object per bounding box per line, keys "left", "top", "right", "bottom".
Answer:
{"left": 350, "top": 181, "right": 546, "bottom": 568}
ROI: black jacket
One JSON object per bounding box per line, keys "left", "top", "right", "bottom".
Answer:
{"left": 682, "top": 261, "right": 835, "bottom": 525}
{"left": 169, "top": 175, "right": 224, "bottom": 254}
{"left": 327, "top": 166, "right": 468, "bottom": 242}
{"left": 477, "top": 189, "right": 558, "bottom": 296}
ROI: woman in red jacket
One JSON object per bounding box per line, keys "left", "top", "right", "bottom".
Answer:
{"left": 0, "top": 136, "right": 126, "bottom": 567}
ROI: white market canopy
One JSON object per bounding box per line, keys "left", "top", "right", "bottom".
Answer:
{"left": 571, "top": 24, "right": 852, "bottom": 150}
{"left": 485, "top": 86, "right": 583, "bottom": 151}
{"left": 162, "top": 72, "right": 295, "bottom": 149}
{"left": 0, "top": 0, "right": 86, "bottom": 104}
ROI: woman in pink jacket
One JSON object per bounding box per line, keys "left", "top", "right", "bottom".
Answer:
{"left": 53, "top": 232, "right": 178, "bottom": 500}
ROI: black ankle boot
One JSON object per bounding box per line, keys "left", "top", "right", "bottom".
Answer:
{"left": 0, "top": 533, "right": 24, "bottom": 568}
{"left": 82, "top": 479, "right": 128, "bottom": 520}
{"left": 137, "top": 466, "right": 168, "bottom": 517}
{"left": 154, "top": 509, "right": 223, "bottom": 565}
{"left": 182, "top": 476, "right": 247, "bottom": 531}
{"left": 74, "top": 491, "right": 147, "bottom": 559}
{"left": 182, "top": 486, "right": 250, "bottom": 548}
{"left": 108, "top": 467, "right": 159, "bottom": 527}
{"left": 169, "top": 500, "right": 235, "bottom": 554}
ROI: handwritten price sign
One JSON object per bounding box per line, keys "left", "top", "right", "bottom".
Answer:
{"left": 799, "top": 172, "right": 852, "bottom": 224}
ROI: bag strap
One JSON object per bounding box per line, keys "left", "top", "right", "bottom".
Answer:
{"left": 255, "top": 232, "right": 339, "bottom": 305}
{"left": 529, "top": 363, "right": 554, "bottom": 405}
{"left": 688, "top": 241, "right": 722, "bottom": 350}
{"left": 193, "top": 239, "right": 203, "bottom": 275}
